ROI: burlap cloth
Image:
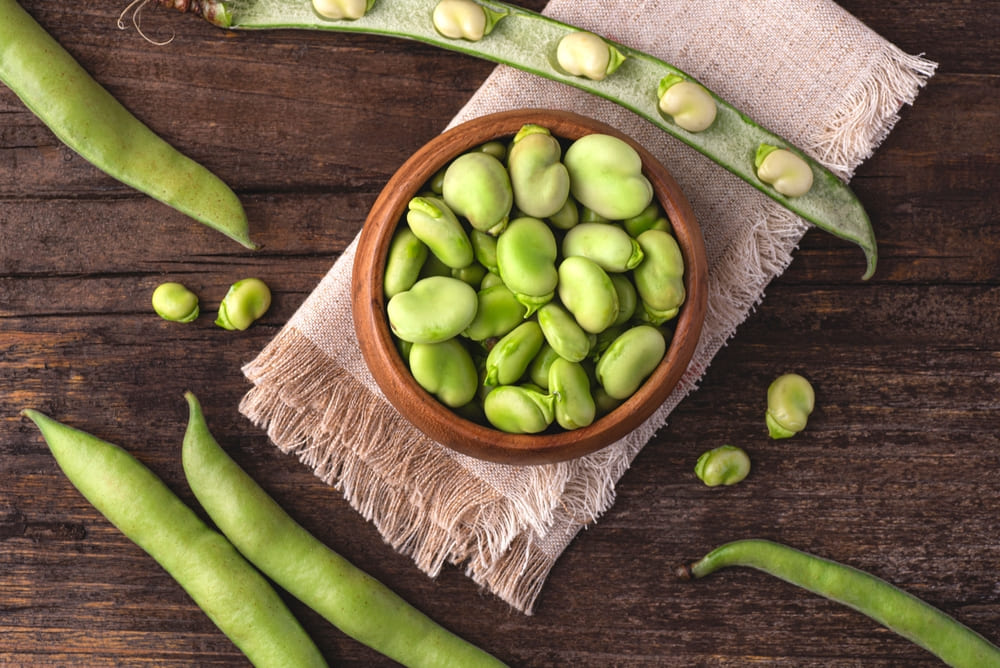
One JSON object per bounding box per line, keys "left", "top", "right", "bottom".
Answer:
{"left": 240, "top": 0, "right": 935, "bottom": 614}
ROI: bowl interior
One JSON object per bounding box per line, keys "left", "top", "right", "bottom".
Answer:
{"left": 352, "top": 109, "right": 707, "bottom": 465}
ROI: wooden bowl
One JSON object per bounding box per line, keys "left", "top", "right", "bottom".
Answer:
{"left": 352, "top": 109, "right": 707, "bottom": 465}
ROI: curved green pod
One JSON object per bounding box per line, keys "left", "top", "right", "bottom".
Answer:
{"left": 165, "top": 0, "right": 877, "bottom": 278}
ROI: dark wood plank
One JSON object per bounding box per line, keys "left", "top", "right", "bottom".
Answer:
{"left": 2, "top": 0, "right": 998, "bottom": 666}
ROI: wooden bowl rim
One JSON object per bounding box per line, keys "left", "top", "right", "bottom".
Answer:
{"left": 351, "top": 108, "right": 708, "bottom": 465}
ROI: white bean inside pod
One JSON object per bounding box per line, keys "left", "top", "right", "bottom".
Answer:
{"left": 432, "top": 0, "right": 508, "bottom": 42}
{"left": 657, "top": 74, "right": 717, "bottom": 132}
{"left": 312, "top": 0, "right": 374, "bottom": 21}
{"left": 755, "top": 144, "right": 814, "bottom": 197}
{"left": 556, "top": 31, "right": 626, "bottom": 81}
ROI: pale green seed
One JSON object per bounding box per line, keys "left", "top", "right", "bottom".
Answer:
{"left": 215, "top": 278, "right": 271, "bottom": 331}
{"left": 508, "top": 125, "right": 570, "bottom": 219}
{"left": 562, "top": 222, "right": 644, "bottom": 272}
{"left": 409, "top": 339, "right": 478, "bottom": 408}
{"left": 442, "top": 151, "right": 512, "bottom": 235}
{"left": 766, "top": 373, "right": 815, "bottom": 439}
{"left": 548, "top": 357, "right": 596, "bottom": 430}
{"left": 383, "top": 227, "right": 428, "bottom": 299}
{"left": 557, "top": 256, "right": 619, "bottom": 334}
{"left": 537, "top": 302, "right": 591, "bottom": 363}
{"left": 694, "top": 445, "right": 751, "bottom": 486}
{"left": 463, "top": 283, "right": 527, "bottom": 341}
{"left": 152, "top": 282, "right": 199, "bottom": 323}
{"left": 633, "top": 229, "right": 685, "bottom": 325}
{"left": 564, "top": 133, "right": 653, "bottom": 220}
{"left": 496, "top": 216, "right": 558, "bottom": 315}
{"left": 483, "top": 385, "right": 555, "bottom": 434}
{"left": 484, "top": 320, "right": 544, "bottom": 386}
{"left": 595, "top": 325, "right": 666, "bottom": 399}
{"left": 386, "top": 276, "right": 477, "bottom": 344}
{"left": 406, "top": 196, "right": 473, "bottom": 270}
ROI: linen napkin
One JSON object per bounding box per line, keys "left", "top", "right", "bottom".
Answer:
{"left": 240, "top": 0, "right": 935, "bottom": 614}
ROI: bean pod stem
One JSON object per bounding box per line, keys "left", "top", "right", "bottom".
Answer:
{"left": 678, "top": 539, "right": 1000, "bottom": 668}
{"left": 0, "top": 0, "right": 257, "bottom": 249}
{"left": 157, "top": 0, "right": 876, "bottom": 278}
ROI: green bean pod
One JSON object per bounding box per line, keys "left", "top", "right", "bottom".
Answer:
{"left": 181, "top": 393, "right": 507, "bottom": 668}
{"left": 170, "top": 0, "right": 876, "bottom": 277}
{"left": 20, "top": 408, "right": 326, "bottom": 668}
{"left": 1, "top": 0, "right": 256, "bottom": 249}
{"left": 678, "top": 539, "right": 1000, "bottom": 668}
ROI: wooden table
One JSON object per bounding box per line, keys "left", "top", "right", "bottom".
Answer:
{"left": 2, "top": 1, "right": 998, "bottom": 665}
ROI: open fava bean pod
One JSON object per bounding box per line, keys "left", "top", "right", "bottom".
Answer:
{"left": 157, "top": 0, "right": 877, "bottom": 279}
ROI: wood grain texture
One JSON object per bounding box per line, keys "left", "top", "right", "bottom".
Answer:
{"left": 2, "top": 0, "right": 998, "bottom": 666}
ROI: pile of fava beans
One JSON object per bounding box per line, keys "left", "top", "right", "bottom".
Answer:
{"left": 383, "top": 124, "right": 685, "bottom": 434}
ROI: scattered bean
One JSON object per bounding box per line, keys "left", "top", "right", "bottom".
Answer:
{"left": 677, "top": 539, "right": 1000, "bottom": 668}
{"left": 152, "top": 282, "right": 199, "bottom": 323}
{"left": 215, "top": 278, "right": 272, "bottom": 331}
{"left": 765, "top": 373, "right": 815, "bottom": 439}
{"left": 21, "top": 408, "right": 327, "bottom": 667}
{"left": 694, "top": 445, "right": 751, "bottom": 486}
{"left": 564, "top": 133, "right": 653, "bottom": 220}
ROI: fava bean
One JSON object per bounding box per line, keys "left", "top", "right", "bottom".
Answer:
{"left": 384, "top": 227, "right": 429, "bottom": 298}
{"left": 484, "top": 320, "right": 544, "bottom": 386}
{"left": 557, "top": 256, "right": 619, "bottom": 334}
{"left": 479, "top": 270, "right": 504, "bottom": 290}
{"left": 463, "top": 283, "right": 526, "bottom": 341}
{"left": 657, "top": 74, "right": 717, "bottom": 133}
{"left": 678, "top": 539, "right": 1000, "bottom": 668}
{"left": 483, "top": 385, "right": 555, "bottom": 434}
{"left": 547, "top": 196, "right": 579, "bottom": 230}
{"left": 181, "top": 393, "right": 507, "bottom": 667}
{"left": 387, "top": 276, "right": 477, "bottom": 343}
{"left": 451, "top": 261, "right": 487, "bottom": 287}
{"left": 537, "top": 302, "right": 592, "bottom": 363}
{"left": 406, "top": 196, "right": 474, "bottom": 269}
{"left": 562, "top": 222, "right": 644, "bottom": 272}
{"left": 564, "top": 133, "right": 653, "bottom": 220}
{"left": 632, "top": 229, "right": 685, "bottom": 325}
{"left": 410, "top": 339, "right": 479, "bottom": 408}
{"left": 152, "top": 282, "right": 199, "bottom": 323}
{"left": 622, "top": 202, "right": 671, "bottom": 238}
{"left": 431, "top": 0, "right": 507, "bottom": 42}
{"left": 765, "top": 373, "right": 815, "bottom": 439}
{"left": 694, "top": 445, "right": 751, "bottom": 486}
{"left": 21, "top": 408, "right": 326, "bottom": 668}
{"left": 548, "top": 357, "right": 596, "bottom": 430}
{"left": 312, "top": 0, "right": 373, "bottom": 20}
{"left": 215, "top": 278, "right": 272, "bottom": 331}
{"left": 555, "top": 31, "right": 626, "bottom": 82}
{"left": 527, "top": 342, "right": 560, "bottom": 390}
{"left": 595, "top": 325, "right": 665, "bottom": 399}
{"left": 418, "top": 250, "right": 453, "bottom": 279}
{"left": 470, "top": 228, "right": 499, "bottom": 273}
{"left": 442, "top": 151, "right": 512, "bottom": 235}
{"left": 496, "top": 216, "right": 558, "bottom": 315}
{"left": 609, "top": 273, "right": 638, "bottom": 326}
{"left": 507, "top": 124, "right": 570, "bottom": 218}
{"left": 756, "top": 144, "right": 814, "bottom": 198}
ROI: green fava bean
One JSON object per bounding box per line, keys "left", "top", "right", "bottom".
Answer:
{"left": 547, "top": 196, "right": 579, "bottom": 230}
{"left": 508, "top": 125, "right": 570, "bottom": 219}
{"left": 418, "top": 250, "right": 452, "bottom": 279}
{"left": 596, "top": 325, "right": 666, "bottom": 399}
{"left": 409, "top": 340, "right": 478, "bottom": 408}
{"left": 384, "top": 227, "right": 429, "bottom": 299}
{"left": 431, "top": 0, "right": 508, "bottom": 42}
{"left": 312, "top": 0, "right": 374, "bottom": 20}
{"left": 406, "top": 196, "right": 473, "bottom": 270}
{"left": 496, "top": 216, "right": 558, "bottom": 315}
{"left": 564, "top": 133, "right": 653, "bottom": 220}
{"left": 463, "top": 283, "right": 527, "bottom": 341}
{"left": 562, "top": 222, "right": 644, "bottom": 272}
{"left": 152, "top": 282, "right": 200, "bottom": 323}
{"left": 622, "top": 202, "right": 672, "bottom": 238}
{"left": 470, "top": 229, "right": 499, "bottom": 273}
{"left": 557, "top": 256, "right": 619, "bottom": 334}
{"left": 609, "top": 273, "right": 638, "bottom": 326}
{"left": 766, "top": 373, "right": 815, "bottom": 439}
{"left": 527, "top": 343, "right": 561, "bottom": 390}
{"left": 694, "top": 445, "right": 751, "bottom": 487}
{"left": 386, "top": 276, "right": 477, "bottom": 343}
{"left": 451, "top": 261, "right": 487, "bottom": 287}
{"left": 216, "top": 278, "right": 272, "bottom": 331}
{"left": 548, "top": 357, "right": 596, "bottom": 430}
{"left": 442, "top": 151, "right": 512, "bottom": 235}
{"left": 633, "top": 229, "right": 686, "bottom": 325}
{"left": 483, "top": 385, "right": 555, "bottom": 434}
{"left": 479, "top": 270, "right": 504, "bottom": 290}
{"left": 484, "top": 320, "right": 544, "bottom": 386}
{"left": 537, "top": 302, "right": 591, "bottom": 363}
